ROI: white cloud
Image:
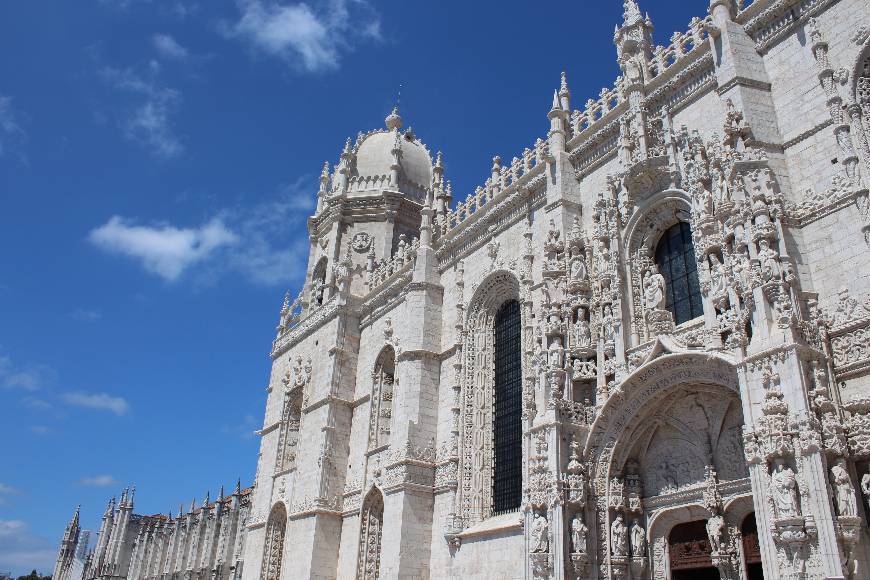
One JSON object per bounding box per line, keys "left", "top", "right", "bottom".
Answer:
{"left": 0, "top": 520, "right": 56, "bottom": 575}
{"left": 153, "top": 33, "right": 190, "bottom": 60}
{"left": 100, "top": 66, "right": 184, "bottom": 158}
{"left": 88, "top": 177, "right": 314, "bottom": 285}
{"left": 62, "top": 392, "right": 130, "bottom": 416}
{"left": 75, "top": 475, "right": 120, "bottom": 487}
{"left": 89, "top": 216, "right": 238, "bottom": 281}
{"left": 0, "top": 354, "right": 55, "bottom": 391}
{"left": 69, "top": 308, "right": 102, "bottom": 322}
{"left": 0, "top": 95, "right": 26, "bottom": 160}
{"left": 228, "top": 0, "right": 381, "bottom": 73}
{"left": 0, "top": 484, "right": 20, "bottom": 506}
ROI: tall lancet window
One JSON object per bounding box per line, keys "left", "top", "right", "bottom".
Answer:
{"left": 492, "top": 299, "right": 522, "bottom": 514}
{"left": 311, "top": 258, "right": 328, "bottom": 306}
{"left": 260, "top": 504, "right": 286, "bottom": 580}
{"left": 368, "top": 346, "right": 395, "bottom": 450}
{"left": 356, "top": 489, "right": 384, "bottom": 580}
{"left": 460, "top": 273, "right": 522, "bottom": 525}
{"left": 654, "top": 222, "right": 703, "bottom": 325}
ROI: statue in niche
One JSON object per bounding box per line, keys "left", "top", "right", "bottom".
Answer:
{"left": 831, "top": 460, "right": 857, "bottom": 517}
{"left": 531, "top": 513, "right": 549, "bottom": 553}
{"left": 610, "top": 513, "right": 628, "bottom": 557}
{"left": 597, "top": 240, "right": 611, "bottom": 274}
{"left": 643, "top": 265, "right": 666, "bottom": 310}
{"left": 713, "top": 165, "right": 732, "bottom": 204}
{"left": 770, "top": 460, "right": 800, "bottom": 518}
{"left": 732, "top": 245, "right": 751, "bottom": 289}
{"left": 706, "top": 514, "right": 725, "bottom": 553}
{"left": 693, "top": 182, "right": 714, "bottom": 219}
{"left": 574, "top": 312, "right": 592, "bottom": 348}
{"left": 569, "top": 246, "right": 587, "bottom": 281}
{"left": 709, "top": 254, "right": 728, "bottom": 296}
{"left": 602, "top": 304, "right": 616, "bottom": 342}
{"left": 548, "top": 336, "right": 564, "bottom": 369}
{"left": 757, "top": 239, "right": 781, "bottom": 283}
{"left": 630, "top": 519, "right": 646, "bottom": 557}
{"left": 571, "top": 514, "right": 588, "bottom": 554}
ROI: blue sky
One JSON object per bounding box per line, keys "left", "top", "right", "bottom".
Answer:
{"left": 0, "top": 0, "right": 702, "bottom": 574}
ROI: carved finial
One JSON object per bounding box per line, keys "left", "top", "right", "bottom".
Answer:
{"left": 385, "top": 106, "right": 403, "bottom": 131}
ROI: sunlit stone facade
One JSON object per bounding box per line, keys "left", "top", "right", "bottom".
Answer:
{"left": 57, "top": 0, "right": 870, "bottom": 578}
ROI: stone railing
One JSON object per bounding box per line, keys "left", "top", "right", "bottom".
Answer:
{"left": 366, "top": 236, "right": 420, "bottom": 290}
{"left": 647, "top": 16, "right": 713, "bottom": 81}
{"left": 572, "top": 85, "right": 623, "bottom": 134}
{"left": 435, "top": 138, "right": 549, "bottom": 238}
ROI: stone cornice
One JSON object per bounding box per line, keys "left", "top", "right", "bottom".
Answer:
{"left": 742, "top": 0, "right": 841, "bottom": 54}
{"left": 716, "top": 76, "right": 772, "bottom": 96}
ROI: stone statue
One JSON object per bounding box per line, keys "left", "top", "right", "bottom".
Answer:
{"left": 709, "top": 254, "right": 728, "bottom": 296}
{"left": 757, "top": 239, "right": 781, "bottom": 283}
{"left": 862, "top": 472, "right": 870, "bottom": 499}
{"left": 569, "top": 247, "right": 587, "bottom": 281}
{"left": 548, "top": 337, "right": 564, "bottom": 368}
{"left": 602, "top": 304, "right": 616, "bottom": 342}
{"left": 531, "top": 513, "right": 549, "bottom": 553}
{"left": 643, "top": 265, "right": 666, "bottom": 310}
{"left": 770, "top": 460, "right": 799, "bottom": 518}
{"left": 706, "top": 514, "right": 725, "bottom": 553}
{"left": 732, "top": 245, "right": 751, "bottom": 289}
{"left": 610, "top": 513, "right": 628, "bottom": 557}
{"left": 630, "top": 519, "right": 646, "bottom": 557}
{"left": 831, "top": 460, "right": 857, "bottom": 517}
{"left": 574, "top": 317, "right": 592, "bottom": 348}
{"left": 571, "top": 514, "right": 588, "bottom": 554}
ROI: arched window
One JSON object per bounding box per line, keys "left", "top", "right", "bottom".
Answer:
{"left": 311, "top": 258, "right": 328, "bottom": 306}
{"left": 654, "top": 222, "right": 703, "bottom": 325}
{"left": 356, "top": 489, "right": 384, "bottom": 580}
{"left": 492, "top": 299, "right": 522, "bottom": 514}
{"left": 260, "top": 504, "right": 287, "bottom": 580}
{"left": 369, "top": 347, "right": 395, "bottom": 450}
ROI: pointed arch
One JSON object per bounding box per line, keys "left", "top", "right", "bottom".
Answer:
{"left": 260, "top": 503, "right": 287, "bottom": 580}
{"left": 311, "top": 257, "right": 328, "bottom": 306}
{"left": 369, "top": 345, "right": 396, "bottom": 450}
{"left": 275, "top": 386, "right": 303, "bottom": 473}
{"left": 356, "top": 487, "right": 384, "bottom": 580}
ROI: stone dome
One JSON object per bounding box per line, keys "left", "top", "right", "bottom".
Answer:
{"left": 353, "top": 109, "right": 433, "bottom": 191}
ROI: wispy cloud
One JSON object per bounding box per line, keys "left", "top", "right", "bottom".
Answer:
{"left": 0, "top": 354, "right": 56, "bottom": 391}
{"left": 62, "top": 392, "right": 130, "bottom": 416}
{"left": 88, "top": 177, "right": 314, "bottom": 285}
{"left": 227, "top": 0, "right": 382, "bottom": 73}
{"left": 0, "top": 484, "right": 21, "bottom": 506}
{"left": 89, "top": 216, "right": 238, "bottom": 281}
{"left": 0, "top": 95, "right": 26, "bottom": 161}
{"left": 153, "top": 33, "right": 190, "bottom": 60}
{"left": 0, "top": 520, "right": 56, "bottom": 574}
{"left": 99, "top": 64, "right": 184, "bottom": 158}
{"left": 69, "top": 308, "right": 102, "bottom": 322}
{"left": 75, "top": 475, "right": 120, "bottom": 487}
{"left": 29, "top": 425, "right": 50, "bottom": 435}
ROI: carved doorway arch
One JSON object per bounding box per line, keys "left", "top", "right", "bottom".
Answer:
{"left": 260, "top": 504, "right": 287, "bottom": 580}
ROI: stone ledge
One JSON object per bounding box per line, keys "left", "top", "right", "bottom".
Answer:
{"left": 456, "top": 512, "right": 523, "bottom": 541}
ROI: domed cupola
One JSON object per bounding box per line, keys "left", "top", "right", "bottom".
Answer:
{"left": 345, "top": 107, "right": 434, "bottom": 201}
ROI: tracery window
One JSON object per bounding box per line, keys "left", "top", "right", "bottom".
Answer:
{"left": 492, "top": 299, "right": 522, "bottom": 514}
{"left": 654, "top": 222, "right": 703, "bottom": 325}
{"left": 260, "top": 504, "right": 286, "bottom": 580}
{"left": 356, "top": 488, "right": 384, "bottom": 580}
{"left": 369, "top": 347, "right": 395, "bottom": 450}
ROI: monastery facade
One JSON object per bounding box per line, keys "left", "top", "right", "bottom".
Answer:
{"left": 54, "top": 0, "right": 870, "bottom": 578}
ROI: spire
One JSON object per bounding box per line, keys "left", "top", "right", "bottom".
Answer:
{"left": 550, "top": 89, "right": 562, "bottom": 113}
{"left": 234, "top": 478, "right": 241, "bottom": 495}
{"left": 104, "top": 497, "right": 115, "bottom": 518}
{"left": 385, "top": 106, "right": 403, "bottom": 131}
{"left": 189, "top": 498, "right": 196, "bottom": 514}
{"left": 622, "top": 0, "right": 643, "bottom": 26}
{"left": 218, "top": 485, "right": 225, "bottom": 502}
{"left": 559, "top": 71, "right": 571, "bottom": 111}
{"left": 202, "top": 491, "right": 210, "bottom": 508}
{"left": 69, "top": 505, "right": 81, "bottom": 530}
{"left": 128, "top": 485, "right": 135, "bottom": 507}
